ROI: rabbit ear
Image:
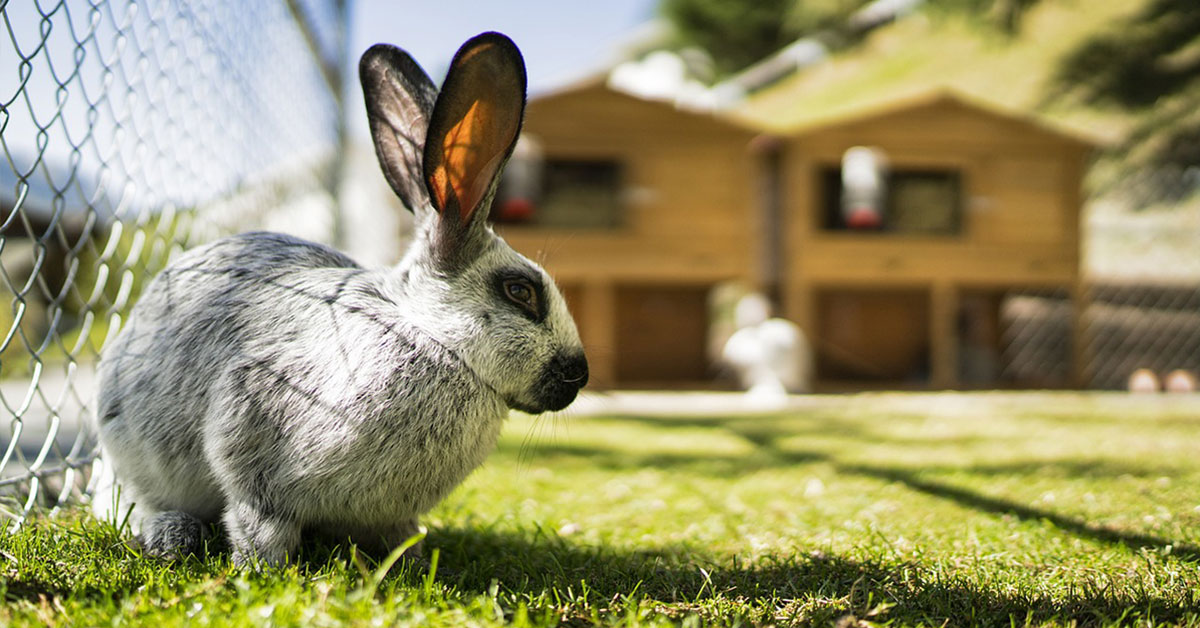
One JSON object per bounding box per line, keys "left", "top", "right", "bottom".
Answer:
{"left": 423, "top": 32, "right": 526, "bottom": 230}
{"left": 360, "top": 44, "right": 439, "bottom": 213}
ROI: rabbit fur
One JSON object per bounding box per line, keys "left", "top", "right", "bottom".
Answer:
{"left": 91, "top": 32, "right": 588, "bottom": 565}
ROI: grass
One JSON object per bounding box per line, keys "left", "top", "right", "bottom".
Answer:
{"left": 3, "top": 392, "right": 1200, "bottom": 626}
{"left": 732, "top": 0, "right": 1146, "bottom": 138}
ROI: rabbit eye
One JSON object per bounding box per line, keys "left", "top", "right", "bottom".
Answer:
{"left": 494, "top": 271, "right": 547, "bottom": 322}
{"left": 503, "top": 278, "right": 537, "bottom": 312}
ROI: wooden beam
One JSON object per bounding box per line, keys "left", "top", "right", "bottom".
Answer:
{"left": 930, "top": 281, "right": 958, "bottom": 389}
{"left": 581, "top": 280, "right": 617, "bottom": 389}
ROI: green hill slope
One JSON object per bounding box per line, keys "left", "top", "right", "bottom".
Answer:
{"left": 734, "top": 0, "right": 1200, "bottom": 189}
{"left": 733, "top": 0, "right": 1145, "bottom": 140}
{"left": 730, "top": 0, "right": 1200, "bottom": 277}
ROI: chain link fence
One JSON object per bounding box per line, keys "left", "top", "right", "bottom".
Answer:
{"left": 1, "top": 0, "right": 346, "bottom": 529}
{"left": 1079, "top": 190, "right": 1199, "bottom": 388}
{"left": 994, "top": 191, "right": 1200, "bottom": 390}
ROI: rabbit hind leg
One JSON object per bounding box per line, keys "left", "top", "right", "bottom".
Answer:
{"left": 91, "top": 459, "right": 211, "bottom": 559}
{"left": 138, "top": 510, "right": 213, "bottom": 559}
{"left": 223, "top": 500, "right": 301, "bottom": 567}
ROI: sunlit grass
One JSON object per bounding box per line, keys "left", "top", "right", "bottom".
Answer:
{"left": 734, "top": 0, "right": 1146, "bottom": 140}
{"left": 3, "top": 392, "right": 1200, "bottom": 626}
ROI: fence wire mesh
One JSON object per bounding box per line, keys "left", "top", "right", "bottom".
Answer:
{"left": 988, "top": 193, "right": 1200, "bottom": 391}
{"left": 1080, "top": 195, "right": 1200, "bottom": 389}
{"left": 1, "top": 0, "right": 345, "bottom": 528}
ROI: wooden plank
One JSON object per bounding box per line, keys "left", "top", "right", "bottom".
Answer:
{"left": 793, "top": 241, "right": 1076, "bottom": 284}
{"left": 930, "top": 281, "right": 958, "bottom": 388}
{"left": 581, "top": 280, "right": 617, "bottom": 389}
{"left": 614, "top": 284, "right": 711, "bottom": 383}
{"left": 812, "top": 287, "right": 931, "bottom": 382}
{"left": 501, "top": 232, "right": 753, "bottom": 282}
{"left": 1072, "top": 278, "right": 1089, "bottom": 389}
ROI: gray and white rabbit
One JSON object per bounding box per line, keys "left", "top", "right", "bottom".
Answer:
{"left": 90, "top": 32, "right": 588, "bottom": 565}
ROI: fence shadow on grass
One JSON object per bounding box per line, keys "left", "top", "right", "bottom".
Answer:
{"left": 840, "top": 462, "right": 1200, "bottom": 564}
{"left": 427, "top": 526, "right": 1200, "bottom": 625}
{"left": 8, "top": 517, "right": 1196, "bottom": 625}
{"left": 515, "top": 413, "right": 1200, "bottom": 564}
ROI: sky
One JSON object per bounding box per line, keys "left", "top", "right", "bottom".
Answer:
{"left": 0, "top": 0, "right": 659, "bottom": 211}
{"left": 344, "top": 0, "right": 659, "bottom": 139}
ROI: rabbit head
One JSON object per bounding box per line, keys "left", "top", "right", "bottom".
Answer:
{"left": 360, "top": 33, "right": 587, "bottom": 413}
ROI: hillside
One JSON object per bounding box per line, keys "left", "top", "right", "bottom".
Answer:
{"left": 731, "top": 0, "right": 1142, "bottom": 141}
{"left": 729, "top": 0, "right": 1200, "bottom": 279}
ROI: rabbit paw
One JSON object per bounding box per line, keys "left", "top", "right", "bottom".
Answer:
{"left": 137, "top": 511, "right": 210, "bottom": 560}
{"left": 224, "top": 502, "right": 301, "bottom": 568}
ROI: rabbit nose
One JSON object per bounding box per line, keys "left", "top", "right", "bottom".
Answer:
{"left": 533, "top": 351, "right": 589, "bottom": 413}
{"left": 556, "top": 353, "right": 589, "bottom": 388}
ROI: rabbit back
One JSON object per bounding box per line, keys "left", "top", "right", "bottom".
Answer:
{"left": 95, "top": 233, "right": 361, "bottom": 519}
{"left": 97, "top": 231, "right": 507, "bottom": 529}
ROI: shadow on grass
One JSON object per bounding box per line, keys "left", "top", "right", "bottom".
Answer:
{"left": 498, "top": 441, "right": 829, "bottom": 475}
{"left": 429, "top": 526, "right": 1200, "bottom": 625}
{"left": 503, "top": 438, "right": 1183, "bottom": 482}
{"left": 842, "top": 463, "right": 1200, "bottom": 564}
{"left": 8, "top": 518, "right": 1198, "bottom": 626}
{"left": 605, "top": 412, "right": 1029, "bottom": 449}
{"left": 516, "top": 413, "right": 1200, "bottom": 565}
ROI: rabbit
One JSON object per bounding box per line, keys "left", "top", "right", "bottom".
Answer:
{"left": 89, "top": 32, "right": 588, "bottom": 565}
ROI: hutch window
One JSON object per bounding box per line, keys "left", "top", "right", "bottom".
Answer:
{"left": 494, "top": 159, "right": 623, "bottom": 229}
{"left": 821, "top": 167, "right": 963, "bottom": 235}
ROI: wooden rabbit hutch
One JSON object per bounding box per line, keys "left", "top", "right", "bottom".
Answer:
{"left": 495, "top": 81, "right": 759, "bottom": 388}
{"left": 764, "top": 91, "right": 1095, "bottom": 389}
{"left": 501, "top": 86, "right": 1093, "bottom": 390}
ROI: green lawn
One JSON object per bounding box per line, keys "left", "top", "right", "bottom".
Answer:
{"left": 4, "top": 392, "right": 1200, "bottom": 626}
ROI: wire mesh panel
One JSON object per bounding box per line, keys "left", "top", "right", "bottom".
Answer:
{"left": 986, "top": 204, "right": 1200, "bottom": 391}
{"left": 1082, "top": 196, "right": 1200, "bottom": 390}
{"left": 998, "top": 288, "right": 1074, "bottom": 388}
{"left": 0, "top": 0, "right": 345, "bottom": 528}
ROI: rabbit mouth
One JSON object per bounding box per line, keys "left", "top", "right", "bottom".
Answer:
{"left": 501, "top": 351, "right": 588, "bottom": 414}
{"left": 507, "top": 390, "right": 579, "bottom": 415}
{"left": 521, "top": 350, "right": 589, "bottom": 414}
{"left": 507, "top": 397, "right": 548, "bottom": 414}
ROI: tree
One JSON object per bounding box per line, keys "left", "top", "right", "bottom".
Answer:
{"left": 661, "top": 0, "right": 794, "bottom": 76}
{"left": 1048, "top": 0, "right": 1200, "bottom": 201}
{"left": 660, "top": 0, "right": 864, "bottom": 77}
